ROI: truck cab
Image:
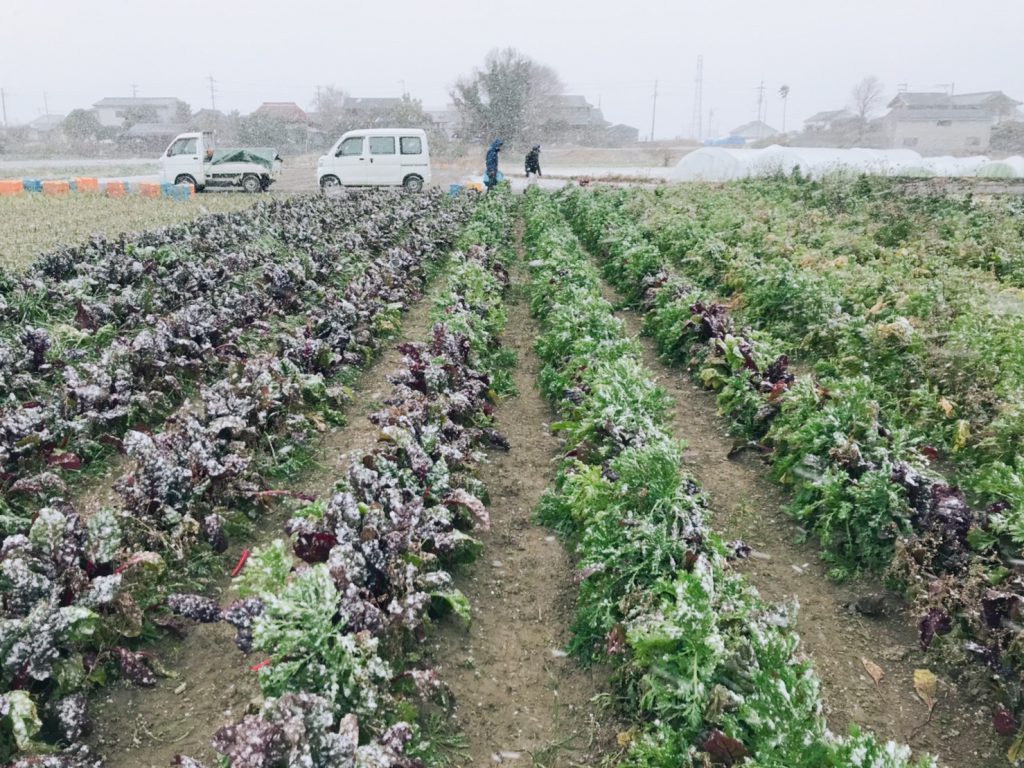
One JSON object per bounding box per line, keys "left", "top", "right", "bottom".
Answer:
{"left": 317, "top": 128, "right": 431, "bottom": 193}
{"left": 160, "top": 132, "right": 281, "bottom": 192}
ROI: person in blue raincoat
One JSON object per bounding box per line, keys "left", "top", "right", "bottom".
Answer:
{"left": 485, "top": 139, "right": 503, "bottom": 191}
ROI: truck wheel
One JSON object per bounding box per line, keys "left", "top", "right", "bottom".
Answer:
{"left": 320, "top": 175, "right": 342, "bottom": 193}
{"left": 241, "top": 174, "right": 262, "bottom": 193}
{"left": 174, "top": 174, "right": 197, "bottom": 190}
{"left": 402, "top": 175, "right": 424, "bottom": 193}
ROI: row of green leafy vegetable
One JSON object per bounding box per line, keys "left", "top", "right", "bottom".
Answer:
{"left": 559, "top": 184, "right": 1024, "bottom": 755}
{"left": 522, "top": 187, "right": 931, "bottom": 767}
{"left": 1, "top": 191, "right": 468, "bottom": 525}
{"left": 0, "top": 192, "right": 478, "bottom": 765}
{"left": 166, "top": 190, "right": 517, "bottom": 768}
{"left": 627, "top": 179, "right": 1024, "bottom": 539}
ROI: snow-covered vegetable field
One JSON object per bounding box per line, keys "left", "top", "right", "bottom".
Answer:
{"left": 2, "top": 179, "right": 1023, "bottom": 767}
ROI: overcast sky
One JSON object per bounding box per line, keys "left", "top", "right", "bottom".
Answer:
{"left": 2, "top": 0, "right": 1022, "bottom": 139}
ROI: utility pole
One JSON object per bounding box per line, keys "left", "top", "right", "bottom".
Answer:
{"left": 779, "top": 84, "right": 790, "bottom": 133}
{"left": 690, "top": 55, "right": 704, "bottom": 140}
{"left": 208, "top": 74, "right": 217, "bottom": 111}
{"left": 756, "top": 80, "right": 766, "bottom": 123}
{"left": 130, "top": 83, "right": 138, "bottom": 97}
{"left": 0, "top": 88, "right": 7, "bottom": 129}
{"left": 43, "top": 91, "right": 49, "bottom": 114}
{"left": 649, "top": 79, "right": 658, "bottom": 142}
{"left": 316, "top": 85, "right": 322, "bottom": 113}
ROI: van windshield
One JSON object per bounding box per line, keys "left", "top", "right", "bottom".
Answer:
{"left": 337, "top": 137, "right": 364, "bottom": 157}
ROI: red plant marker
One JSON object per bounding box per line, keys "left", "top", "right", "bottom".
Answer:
{"left": 230, "top": 548, "right": 250, "bottom": 577}
{"left": 249, "top": 658, "right": 272, "bottom": 672}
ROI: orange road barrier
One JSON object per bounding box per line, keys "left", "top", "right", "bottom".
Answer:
{"left": 105, "top": 181, "right": 127, "bottom": 198}
{"left": 74, "top": 177, "right": 99, "bottom": 192}
{"left": 138, "top": 182, "right": 161, "bottom": 198}
{"left": 42, "top": 180, "right": 70, "bottom": 195}
{"left": 0, "top": 180, "right": 23, "bottom": 196}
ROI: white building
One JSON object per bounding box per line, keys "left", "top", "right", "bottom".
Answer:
{"left": 93, "top": 97, "right": 181, "bottom": 128}
{"left": 883, "top": 91, "right": 1021, "bottom": 154}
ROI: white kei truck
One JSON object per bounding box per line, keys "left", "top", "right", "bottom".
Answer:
{"left": 160, "top": 132, "right": 282, "bottom": 192}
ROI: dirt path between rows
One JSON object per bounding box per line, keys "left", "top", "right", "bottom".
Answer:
{"left": 428, "top": 247, "right": 617, "bottom": 766}
{"left": 606, "top": 289, "right": 1003, "bottom": 768}
{"left": 88, "top": 278, "right": 448, "bottom": 768}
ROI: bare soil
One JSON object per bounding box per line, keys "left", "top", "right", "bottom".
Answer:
{"left": 608, "top": 293, "right": 1005, "bottom": 768}
{"left": 428, "top": 264, "right": 618, "bottom": 767}
{"left": 88, "top": 282, "right": 447, "bottom": 767}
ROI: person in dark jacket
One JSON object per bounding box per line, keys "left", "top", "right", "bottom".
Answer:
{"left": 525, "top": 145, "right": 542, "bottom": 178}
{"left": 484, "top": 139, "right": 503, "bottom": 191}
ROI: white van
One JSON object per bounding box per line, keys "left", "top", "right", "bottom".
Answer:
{"left": 317, "top": 128, "right": 431, "bottom": 193}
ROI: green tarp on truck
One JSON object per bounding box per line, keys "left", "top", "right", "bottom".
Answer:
{"left": 209, "top": 148, "right": 281, "bottom": 171}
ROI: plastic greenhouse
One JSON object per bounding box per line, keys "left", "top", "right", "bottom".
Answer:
{"left": 669, "top": 146, "right": 1023, "bottom": 182}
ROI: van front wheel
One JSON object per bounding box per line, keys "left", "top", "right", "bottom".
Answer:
{"left": 402, "top": 175, "right": 424, "bottom": 193}
{"left": 241, "top": 174, "right": 262, "bottom": 193}
{"left": 174, "top": 174, "right": 198, "bottom": 191}
{"left": 320, "top": 175, "right": 342, "bottom": 193}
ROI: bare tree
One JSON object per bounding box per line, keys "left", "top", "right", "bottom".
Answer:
{"left": 850, "top": 75, "right": 885, "bottom": 123}
{"left": 451, "top": 48, "right": 563, "bottom": 144}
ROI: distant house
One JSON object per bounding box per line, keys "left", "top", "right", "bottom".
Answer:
{"left": 26, "top": 114, "right": 66, "bottom": 142}
{"left": 425, "top": 105, "right": 460, "bottom": 138}
{"left": 551, "top": 95, "right": 605, "bottom": 129}
{"left": 883, "top": 91, "right": 1021, "bottom": 153}
{"left": 804, "top": 109, "right": 855, "bottom": 133}
{"left": 255, "top": 102, "right": 308, "bottom": 125}
{"left": 729, "top": 120, "right": 780, "bottom": 144}
{"left": 603, "top": 123, "right": 640, "bottom": 145}
{"left": 93, "top": 97, "right": 180, "bottom": 127}
{"left": 191, "top": 108, "right": 226, "bottom": 131}
{"left": 120, "top": 122, "right": 187, "bottom": 151}
{"left": 344, "top": 97, "right": 404, "bottom": 116}
{"left": 543, "top": 94, "right": 639, "bottom": 145}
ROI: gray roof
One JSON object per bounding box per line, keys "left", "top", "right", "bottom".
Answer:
{"left": 888, "top": 91, "right": 1021, "bottom": 109}
{"left": 29, "top": 114, "right": 66, "bottom": 131}
{"left": 345, "top": 97, "right": 404, "bottom": 111}
{"left": 888, "top": 108, "right": 992, "bottom": 123}
{"left": 804, "top": 109, "right": 852, "bottom": 124}
{"left": 552, "top": 95, "right": 590, "bottom": 108}
{"left": 94, "top": 97, "right": 180, "bottom": 108}
{"left": 730, "top": 120, "right": 780, "bottom": 138}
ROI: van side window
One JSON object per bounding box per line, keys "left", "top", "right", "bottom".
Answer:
{"left": 369, "top": 137, "right": 396, "bottom": 155}
{"left": 400, "top": 136, "right": 422, "bottom": 155}
{"left": 338, "top": 137, "right": 364, "bottom": 157}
